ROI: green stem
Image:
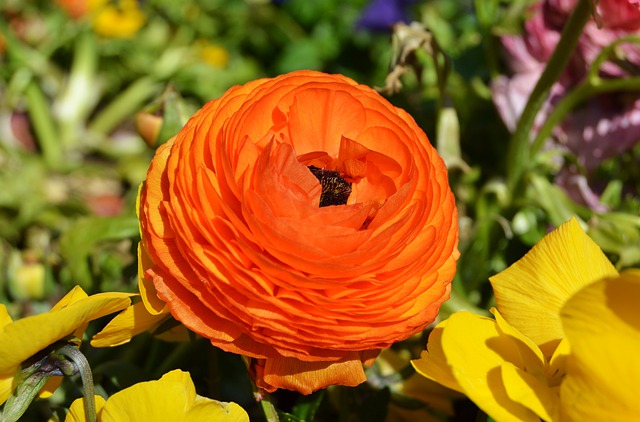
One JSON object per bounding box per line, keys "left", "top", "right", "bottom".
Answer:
{"left": 57, "top": 345, "right": 96, "bottom": 422}
{"left": 25, "top": 82, "right": 63, "bottom": 168}
{"left": 57, "top": 32, "right": 98, "bottom": 148}
{"left": 475, "top": 0, "right": 500, "bottom": 79}
{"left": 88, "top": 77, "right": 161, "bottom": 135}
{"left": 505, "top": 0, "right": 593, "bottom": 195}
{"left": 530, "top": 76, "right": 640, "bottom": 156}
{"left": 259, "top": 394, "right": 280, "bottom": 422}
{"left": 246, "top": 356, "right": 280, "bottom": 422}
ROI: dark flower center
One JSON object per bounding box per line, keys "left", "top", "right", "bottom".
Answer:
{"left": 308, "top": 166, "right": 352, "bottom": 207}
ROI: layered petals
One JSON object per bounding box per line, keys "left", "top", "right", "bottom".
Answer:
{"left": 65, "top": 370, "right": 249, "bottom": 421}
{"left": 138, "top": 70, "right": 459, "bottom": 393}
{"left": 559, "top": 270, "right": 640, "bottom": 420}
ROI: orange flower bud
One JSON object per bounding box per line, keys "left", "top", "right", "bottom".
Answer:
{"left": 135, "top": 112, "right": 163, "bottom": 148}
{"left": 139, "top": 70, "right": 459, "bottom": 394}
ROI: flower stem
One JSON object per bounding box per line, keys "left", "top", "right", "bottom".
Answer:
{"left": 25, "top": 82, "right": 63, "bottom": 168}
{"left": 505, "top": 0, "right": 593, "bottom": 196}
{"left": 57, "top": 345, "right": 97, "bottom": 422}
{"left": 259, "top": 394, "right": 280, "bottom": 422}
{"left": 87, "top": 76, "right": 161, "bottom": 135}
{"left": 530, "top": 76, "right": 640, "bottom": 156}
{"left": 56, "top": 31, "right": 98, "bottom": 149}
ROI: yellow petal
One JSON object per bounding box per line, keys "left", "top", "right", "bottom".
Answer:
{"left": 99, "top": 369, "right": 249, "bottom": 421}
{"left": 90, "top": 300, "right": 168, "bottom": 348}
{"left": 0, "top": 305, "right": 13, "bottom": 328}
{"left": 546, "top": 337, "right": 569, "bottom": 388}
{"left": 185, "top": 400, "right": 251, "bottom": 421}
{"left": 379, "top": 348, "right": 458, "bottom": 416}
{"left": 65, "top": 395, "right": 107, "bottom": 422}
{"left": 138, "top": 242, "right": 168, "bottom": 315}
{"left": 0, "top": 307, "right": 16, "bottom": 405}
{"left": 439, "top": 312, "right": 541, "bottom": 421}
{"left": 38, "top": 376, "right": 63, "bottom": 399}
{"left": 411, "top": 320, "right": 462, "bottom": 394}
{"left": 489, "top": 218, "right": 618, "bottom": 357}
{"left": 0, "top": 292, "right": 131, "bottom": 373}
{"left": 559, "top": 270, "right": 640, "bottom": 420}
{"left": 501, "top": 363, "right": 559, "bottom": 421}
{"left": 492, "top": 308, "right": 545, "bottom": 377}
{"left": 0, "top": 372, "right": 15, "bottom": 405}
{"left": 50, "top": 286, "right": 89, "bottom": 311}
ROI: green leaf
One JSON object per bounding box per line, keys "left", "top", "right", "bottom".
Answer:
{"left": 156, "top": 87, "right": 194, "bottom": 146}
{"left": 276, "top": 411, "right": 303, "bottom": 422}
{"left": 291, "top": 389, "right": 325, "bottom": 421}
{"left": 58, "top": 216, "right": 139, "bottom": 290}
{"left": 2, "top": 371, "right": 51, "bottom": 422}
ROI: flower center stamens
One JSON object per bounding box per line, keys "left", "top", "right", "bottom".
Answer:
{"left": 308, "top": 166, "right": 352, "bottom": 207}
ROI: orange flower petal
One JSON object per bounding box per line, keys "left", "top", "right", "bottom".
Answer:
{"left": 139, "top": 70, "right": 459, "bottom": 393}
{"left": 253, "top": 351, "right": 375, "bottom": 395}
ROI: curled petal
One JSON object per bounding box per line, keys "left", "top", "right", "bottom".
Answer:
{"left": 252, "top": 351, "right": 377, "bottom": 395}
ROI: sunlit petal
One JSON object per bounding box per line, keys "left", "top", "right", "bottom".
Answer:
{"left": 0, "top": 292, "right": 131, "bottom": 373}
{"left": 439, "top": 312, "right": 541, "bottom": 421}
{"left": 490, "top": 218, "right": 617, "bottom": 357}
{"left": 492, "top": 308, "right": 545, "bottom": 377}
{"left": 91, "top": 300, "right": 169, "bottom": 348}
{"left": 0, "top": 373, "right": 14, "bottom": 405}
{"left": 411, "top": 321, "right": 462, "bottom": 394}
{"left": 138, "top": 241, "right": 168, "bottom": 315}
{"left": 97, "top": 369, "right": 249, "bottom": 421}
{"left": 256, "top": 354, "right": 369, "bottom": 395}
{"left": 560, "top": 270, "right": 640, "bottom": 420}
{"left": 65, "top": 396, "right": 107, "bottom": 422}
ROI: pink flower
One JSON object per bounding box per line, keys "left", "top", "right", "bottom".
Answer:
{"left": 492, "top": 0, "right": 640, "bottom": 210}
{"left": 598, "top": 0, "right": 640, "bottom": 30}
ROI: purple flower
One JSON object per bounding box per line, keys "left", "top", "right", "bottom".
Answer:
{"left": 356, "top": 0, "right": 417, "bottom": 32}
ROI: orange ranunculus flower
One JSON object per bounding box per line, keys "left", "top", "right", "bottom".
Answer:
{"left": 139, "top": 70, "right": 459, "bottom": 394}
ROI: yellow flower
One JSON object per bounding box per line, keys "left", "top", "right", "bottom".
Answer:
{"left": 88, "top": 0, "right": 146, "bottom": 38}
{"left": 65, "top": 369, "right": 249, "bottom": 421}
{"left": 0, "top": 286, "right": 131, "bottom": 405}
{"left": 559, "top": 269, "right": 640, "bottom": 420}
{"left": 489, "top": 217, "right": 618, "bottom": 359}
{"left": 411, "top": 218, "right": 620, "bottom": 421}
{"left": 195, "top": 40, "right": 230, "bottom": 68}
